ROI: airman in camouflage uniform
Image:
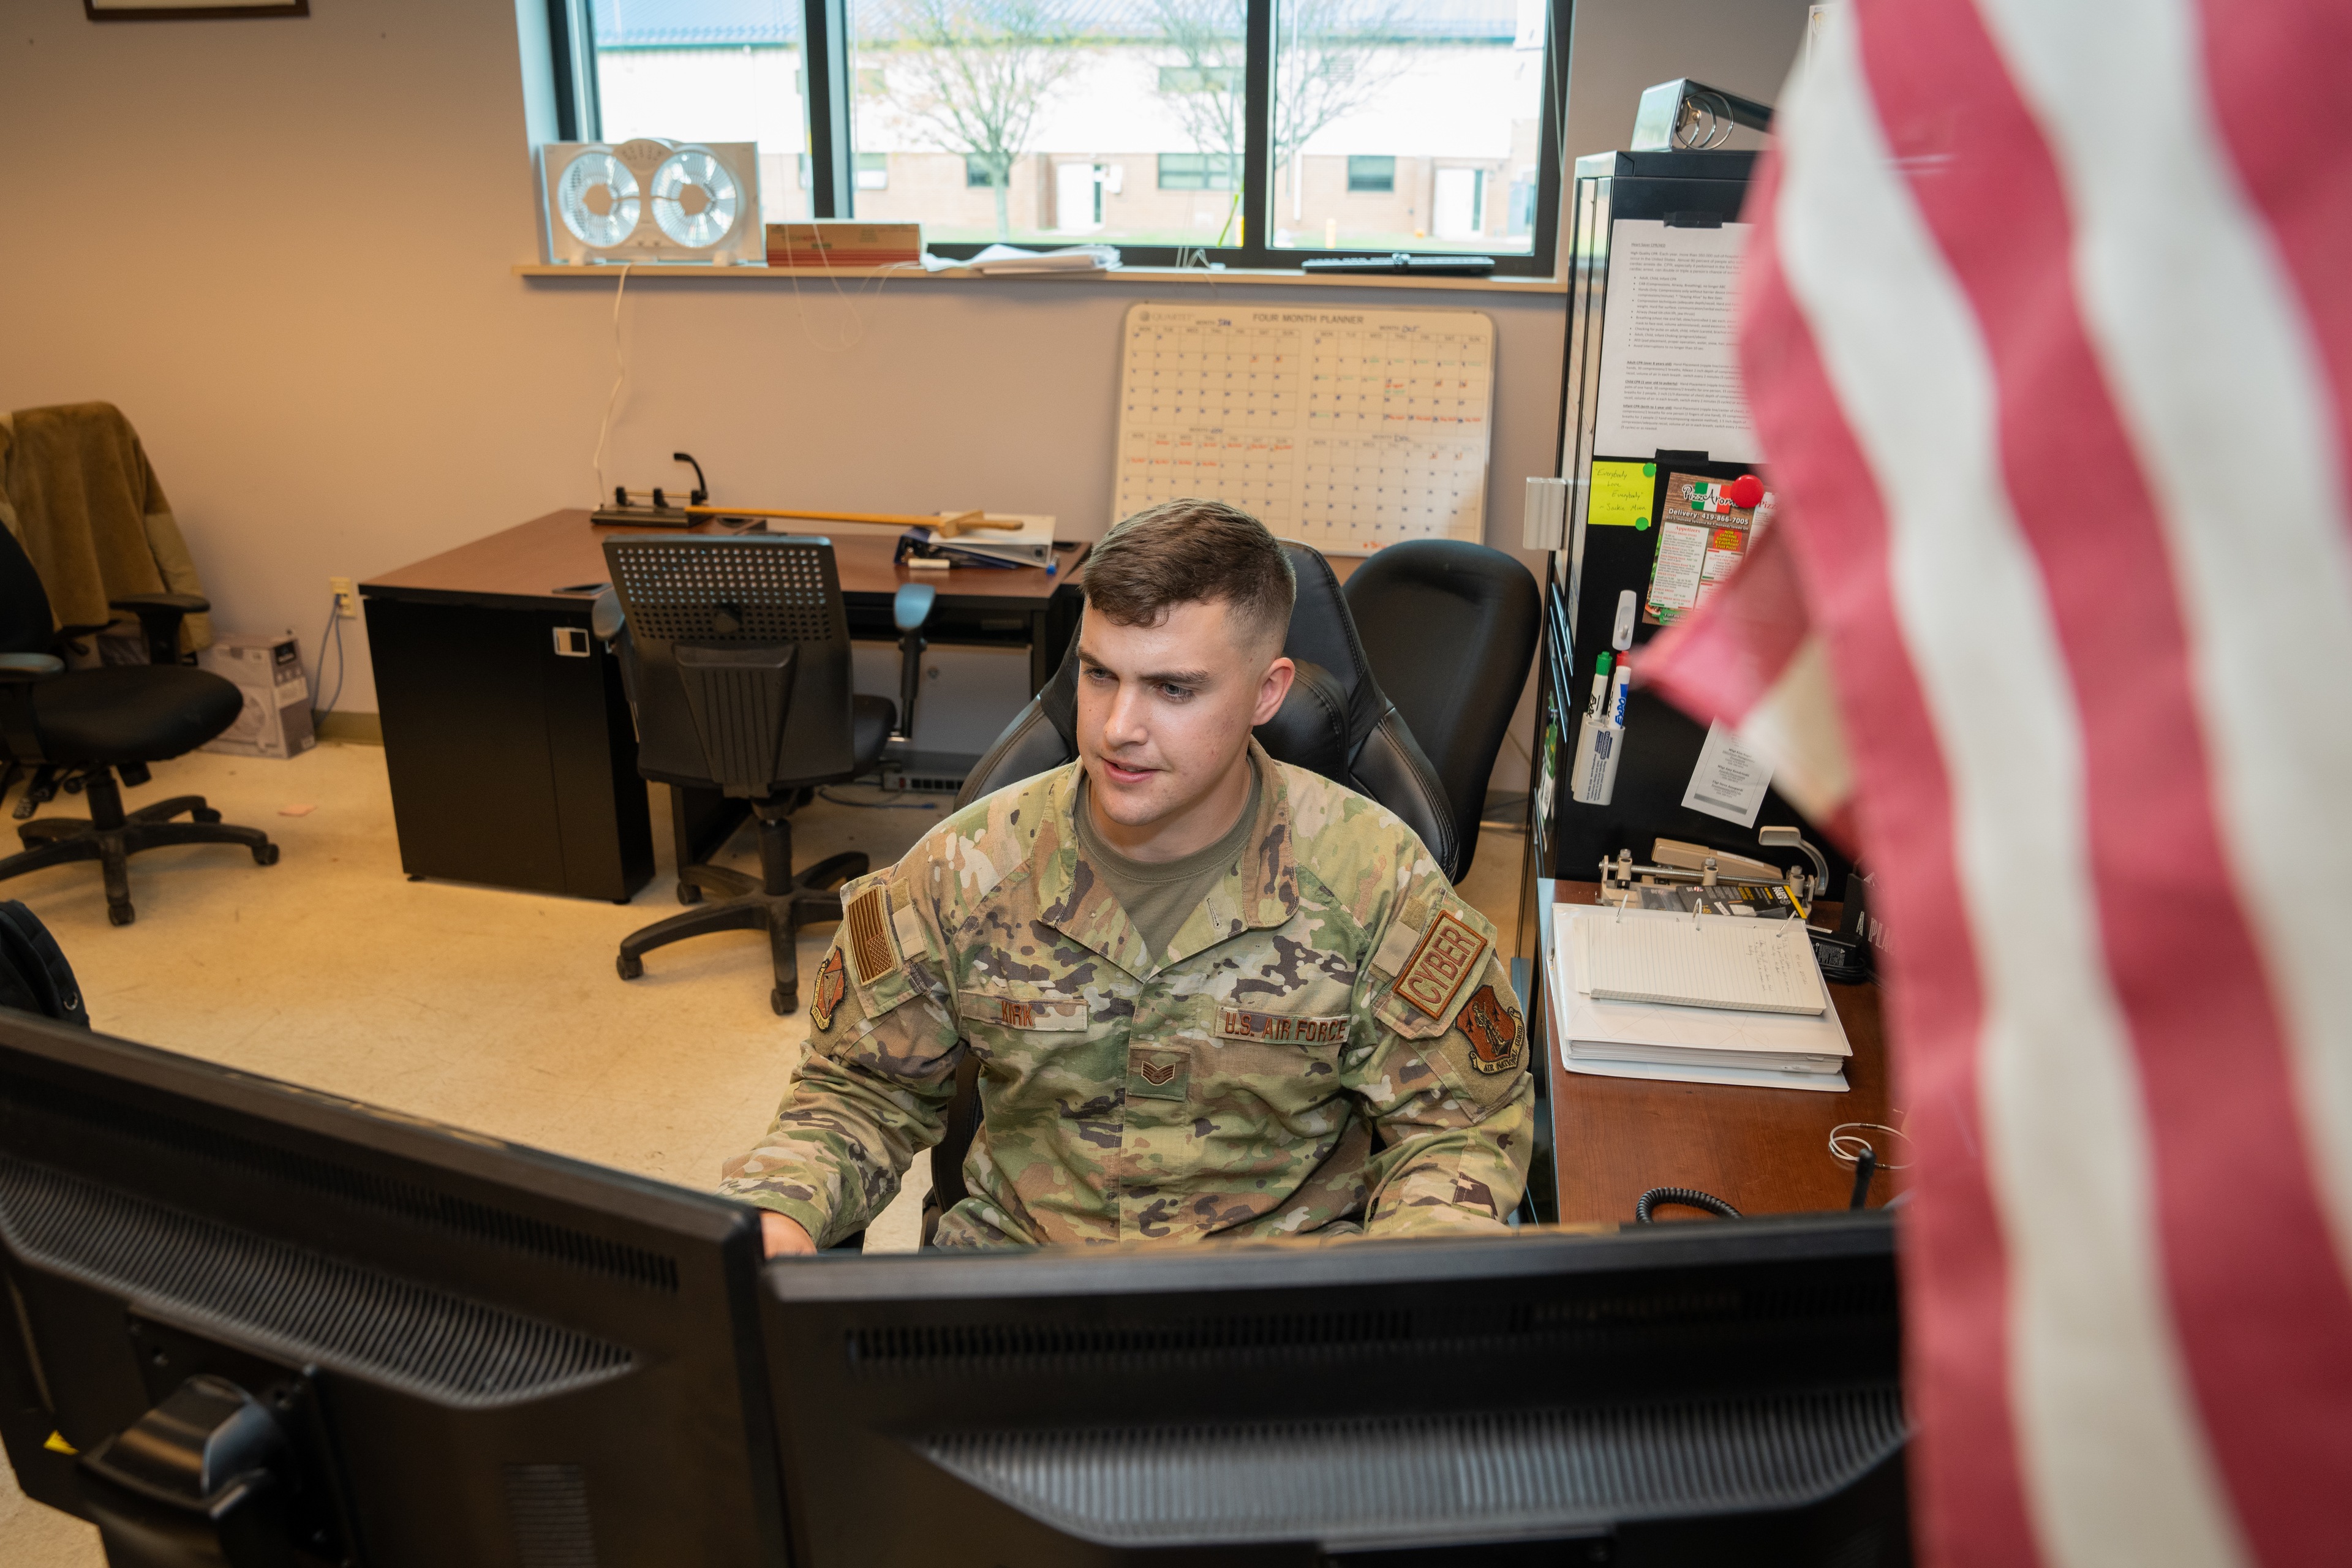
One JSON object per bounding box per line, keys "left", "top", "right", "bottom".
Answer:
{"left": 718, "top": 739, "right": 1534, "bottom": 1248}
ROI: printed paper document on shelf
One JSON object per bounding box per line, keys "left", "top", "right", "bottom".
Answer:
{"left": 1593, "top": 221, "right": 1763, "bottom": 463}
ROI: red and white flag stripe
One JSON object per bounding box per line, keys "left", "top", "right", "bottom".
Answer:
{"left": 1640, "top": 2, "right": 2352, "bottom": 1562}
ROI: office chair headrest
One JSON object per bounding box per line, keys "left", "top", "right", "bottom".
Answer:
{"left": 1277, "top": 543, "right": 1387, "bottom": 745}
{"left": 1253, "top": 661, "right": 1351, "bottom": 782}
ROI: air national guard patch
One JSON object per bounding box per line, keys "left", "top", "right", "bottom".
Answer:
{"left": 1395, "top": 909, "right": 1488, "bottom": 1020}
{"left": 1457, "top": 984, "right": 1522, "bottom": 1074}
{"left": 809, "top": 948, "right": 847, "bottom": 1033}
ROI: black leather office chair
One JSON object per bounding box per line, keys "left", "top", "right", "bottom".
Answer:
{"left": 1344, "top": 540, "right": 1540, "bottom": 878}
{"left": 600, "top": 534, "right": 922, "bottom": 1016}
{"left": 0, "top": 522, "right": 277, "bottom": 925}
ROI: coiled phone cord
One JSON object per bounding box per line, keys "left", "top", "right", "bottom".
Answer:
{"left": 1634, "top": 1187, "right": 1743, "bottom": 1223}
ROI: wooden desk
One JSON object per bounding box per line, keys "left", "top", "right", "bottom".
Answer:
{"left": 1535, "top": 879, "right": 1902, "bottom": 1226}
{"left": 366, "top": 508, "right": 1086, "bottom": 691}
{"left": 360, "top": 510, "right": 1086, "bottom": 901}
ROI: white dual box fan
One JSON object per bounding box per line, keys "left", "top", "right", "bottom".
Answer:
{"left": 539, "top": 139, "right": 763, "bottom": 265}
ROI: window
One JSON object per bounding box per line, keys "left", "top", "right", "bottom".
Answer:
{"left": 1346, "top": 154, "right": 1395, "bottom": 194}
{"left": 555, "top": 0, "right": 1569, "bottom": 272}
{"left": 579, "top": 1, "right": 813, "bottom": 225}
{"left": 1159, "top": 153, "right": 1242, "bottom": 191}
{"left": 1159, "top": 65, "right": 1243, "bottom": 93}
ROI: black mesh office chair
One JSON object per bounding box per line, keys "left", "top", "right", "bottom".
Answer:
{"left": 1344, "top": 540, "right": 1540, "bottom": 878}
{"left": 600, "top": 535, "right": 905, "bottom": 1016}
{"left": 0, "top": 523, "right": 277, "bottom": 926}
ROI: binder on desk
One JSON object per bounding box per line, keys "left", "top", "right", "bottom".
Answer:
{"left": 1550, "top": 903, "right": 1851, "bottom": 1091}
{"left": 1578, "top": 911, "right": 1826, "bottom": 1014}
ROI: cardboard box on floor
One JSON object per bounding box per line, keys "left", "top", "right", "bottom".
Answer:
{"left": 200, "top": 633, "right": 315, "bottom": 759}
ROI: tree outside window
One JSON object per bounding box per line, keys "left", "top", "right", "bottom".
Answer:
{"left": 868, "top": 0, "right": 1089, "bottom": 239}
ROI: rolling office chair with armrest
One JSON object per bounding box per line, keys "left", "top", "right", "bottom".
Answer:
{"left": 0, "top": 519, "right": 276, "bottom": 926}
{"left": 928, "top": 540, "right": 1509, "bottom": 1242}
{"left": 599, "top": 534, "right": 932, "bottom": 1015}
{"left": 1344, "top": 539, "right": 1540, "bottom": 878}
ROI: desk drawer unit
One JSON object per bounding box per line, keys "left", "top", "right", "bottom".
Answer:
{"left": 364, "top": 594, "right": 652, "bottom": 902}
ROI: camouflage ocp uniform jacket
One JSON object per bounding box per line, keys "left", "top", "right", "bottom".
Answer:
{"left": 719, "top": 741, "right": 1534, "bottom": 1248}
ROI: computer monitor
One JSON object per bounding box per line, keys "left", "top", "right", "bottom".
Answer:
{"left": 0, "top": 1009, "right": 786, "bottom": 1567}
{"left": 761, "top": 1214, "right": 1908, "bottom": 1567}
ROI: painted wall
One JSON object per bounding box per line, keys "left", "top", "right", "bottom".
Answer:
{"left": 0, "top": 0, "right": 1805, "bottom": 796}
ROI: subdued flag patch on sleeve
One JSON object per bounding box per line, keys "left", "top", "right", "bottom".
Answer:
{"left": 845, "top": 884, "right": 898, "bottom": 987}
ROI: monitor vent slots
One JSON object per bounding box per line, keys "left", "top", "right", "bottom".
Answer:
{"left": 0, "top": 1156, "right": 633, "bottom": 1406}
{"left": 845, "top": 1311, "right": 1415, "bottom": 1376}
{"left": 1510, "top": 1275, "right": 1898, "bottom": 1335}
{"left": 917, "top": 1391, "right": 1907, "bottom": 1543}
{"left": 503, "top": 1464, "right": 601, "bottom": 1568}
{"left": 0, "top": 1070, "right": 682, "bottom": 1292}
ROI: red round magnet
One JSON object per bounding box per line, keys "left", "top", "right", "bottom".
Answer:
{"left": 1726, "top": 474, "right": 1765, "bottom": 510}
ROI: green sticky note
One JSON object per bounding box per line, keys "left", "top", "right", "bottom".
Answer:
{"left": 1589, "top": 461, "right": 1657, "bottom": 530}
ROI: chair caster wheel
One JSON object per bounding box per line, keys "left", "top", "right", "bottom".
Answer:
{"left": 194, "top": 808, "right": 222, "bottom": 823}
{"left": 253, "top": 843, "right": 280, "bottom": 865}
{"left": 676, "top": 883, "right": 703, "bottom": 906}
{"left": 617, "top": 952, "right": 643, "bottom": 981}
{"left": 108, "top": 903, "right": 134, "bottom": 927}
{"left": 771, "top": 988, "right": 796, "bottom": 1016}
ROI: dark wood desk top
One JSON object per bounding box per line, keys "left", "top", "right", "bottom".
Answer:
{"left": 362, "top": 508, "right": 1084, "bottom": 610}
{"left": 1539, "top": 879, "right": 1903, "bottom": 1226}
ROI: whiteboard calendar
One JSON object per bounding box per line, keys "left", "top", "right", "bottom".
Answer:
{"left": 1113, "top": 303, "right": 1494, "bottom": 555}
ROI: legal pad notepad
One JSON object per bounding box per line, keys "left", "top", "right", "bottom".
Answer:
{"left": 1577, "top": 910, "right": 1826, "bottom": 1015}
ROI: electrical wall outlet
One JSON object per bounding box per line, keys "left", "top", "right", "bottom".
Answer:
{"left": 329, "top": 577, "right": 358, "bottom": 619}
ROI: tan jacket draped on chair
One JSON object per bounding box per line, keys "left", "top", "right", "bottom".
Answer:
{"left": 0, "top": 402, "right": 213, "bottom": 655}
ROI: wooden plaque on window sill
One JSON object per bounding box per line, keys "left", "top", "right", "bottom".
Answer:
{"left": 86, "top": 0, "right": 307, "bottom": 18}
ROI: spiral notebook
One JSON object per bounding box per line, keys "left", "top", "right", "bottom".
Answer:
{"left": 1577, "top": 907, "right": 1826, "bottom": 1016}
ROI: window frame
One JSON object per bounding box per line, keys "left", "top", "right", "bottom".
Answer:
{"left": 556, "top": 0, "right": 1573, "bottom": 277}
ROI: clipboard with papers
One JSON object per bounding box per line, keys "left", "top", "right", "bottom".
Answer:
{"left": 1550, "top": 903, "right": 1852, "bottom": 1091}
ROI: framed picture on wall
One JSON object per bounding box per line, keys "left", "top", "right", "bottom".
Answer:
{"left": 86, "top": 0, "right": 308, "bottom": 17}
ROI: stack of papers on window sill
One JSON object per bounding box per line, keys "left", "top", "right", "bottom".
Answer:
{"left": 1550, "top": 903, "right": 1852, "bottom": 1092}
{"left": 922, "top": 244, "right": 1121, "bottom": 274}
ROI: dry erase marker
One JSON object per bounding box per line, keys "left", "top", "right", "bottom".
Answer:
{"left": 1593, "top": 656, "right": 1632, "bottom": 804}
{"left": 1568, "top": 651, "right": 1613, "bottom": 804}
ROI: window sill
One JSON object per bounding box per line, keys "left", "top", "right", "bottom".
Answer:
{"left": 511, "top": 262, "right": 1566, "bottom": 294}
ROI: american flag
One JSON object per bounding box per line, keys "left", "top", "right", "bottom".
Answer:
{"left": 1639, "top": 1, "right": 2352, "bottom": 1562}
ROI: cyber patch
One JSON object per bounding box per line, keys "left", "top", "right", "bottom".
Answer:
{"left": 809, "top": 948, "right": 847, "bottom": 1033}
{"left": 1394, "top": 909, "right": 1488, "bottom": 1019}
{"left": 1456, "top": 984, "right": 1522, "bottom": 1074}
{"left": 845, "top": 886, "right": 896, "bottom": 987}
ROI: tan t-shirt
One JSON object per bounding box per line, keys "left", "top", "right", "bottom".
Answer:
{"left": 1073, "top": 760, "right": 1263, "bottom": 961}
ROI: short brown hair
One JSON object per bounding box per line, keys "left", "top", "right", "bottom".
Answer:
{"left": 1083, "top": 499, "right": 1295, "bottom": 650}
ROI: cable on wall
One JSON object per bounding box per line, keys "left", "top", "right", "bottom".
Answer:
{"left": 309, "top": 594, "right": 347, "bottom": 721}
{"left": 590, "top": 262, "right": 633, "bottom": 503}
